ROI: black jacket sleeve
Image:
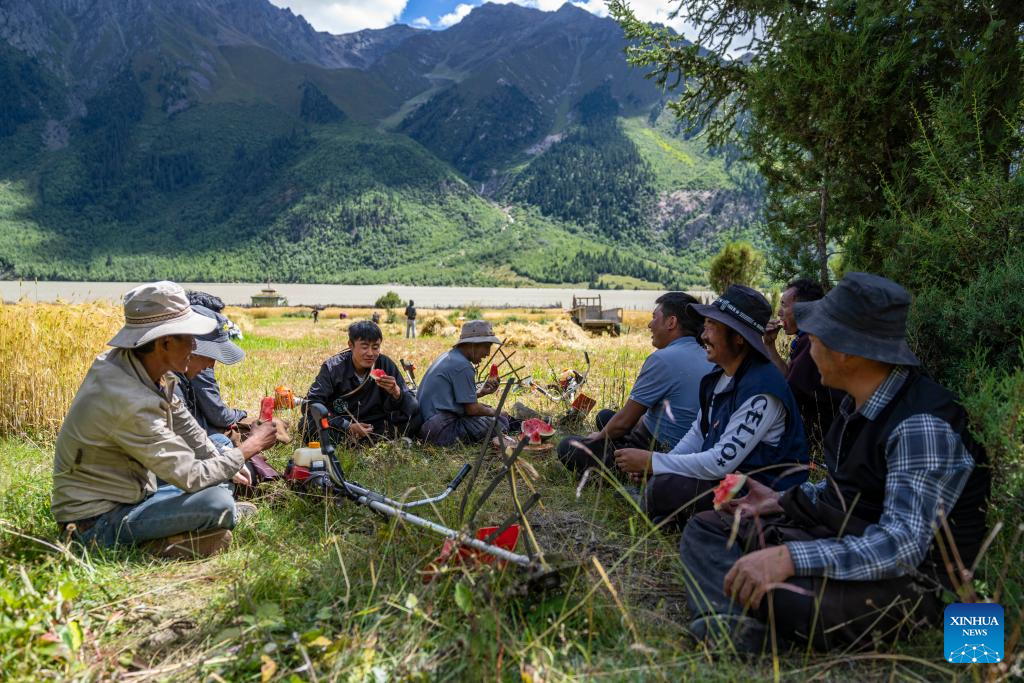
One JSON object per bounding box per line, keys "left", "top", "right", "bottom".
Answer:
{"left": 191, "top": 367, "right": 246, "bottom": 430}
{"left": 381, "top": 355, "right": 419, "bottom": 419}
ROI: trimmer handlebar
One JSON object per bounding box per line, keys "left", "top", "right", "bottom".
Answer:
{"left": 305, "top": 402, "right": 335, "bottom": 457}
{"left": 448, "top": 464, "right": 471, "bottom": 491}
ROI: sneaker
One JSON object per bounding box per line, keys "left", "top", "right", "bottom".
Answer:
{"left": 688, "top": 614, "right": 766, "bottom": 654}
{"left": 144, "top": 529, "right": 232, "bottom": 560}
{"left": 234, "top": 501, "right": 258, "bottom": 521}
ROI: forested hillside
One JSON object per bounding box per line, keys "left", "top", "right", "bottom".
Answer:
{"left": 0, "top": 0, "right": 762, "bottom": 287}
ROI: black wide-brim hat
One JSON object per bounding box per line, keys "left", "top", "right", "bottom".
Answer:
{"left": 793, "top": 272, "right": 919, "bottom": 366}
{"left": 687, "top": 284, "right": 773, "bottom": 361}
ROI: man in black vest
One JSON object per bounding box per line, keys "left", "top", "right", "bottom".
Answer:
{"left": 678, "top": 272, "right": 989, "bottom": 651}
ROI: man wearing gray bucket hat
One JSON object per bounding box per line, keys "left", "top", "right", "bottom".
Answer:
{"left": 679, "top": 272, "right": 990, "bottom": 652}
{"left": 614, "top": 284, "right": 809, "bottom": 527}
{"left": 52, "top": 281, "right": 279, "bottom": 559}
{"left": 417, "top": 320, "right": 510, "bottom": 446}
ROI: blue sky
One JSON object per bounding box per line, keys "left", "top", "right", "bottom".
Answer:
{"left": 268, "top": 1, "right": 699, "bottom": 37}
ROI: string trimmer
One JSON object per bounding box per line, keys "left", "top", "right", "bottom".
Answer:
{"left": 283, "top": 402, "right": 538, "bottom": 570}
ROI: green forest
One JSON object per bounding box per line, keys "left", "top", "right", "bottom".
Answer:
{"left": 0, "top": 67, "right": 740, "bottom": 287}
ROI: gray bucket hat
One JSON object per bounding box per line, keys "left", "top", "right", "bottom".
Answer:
{"left": 793, "top": 272, "right": 919, "bottom": 366}
{"left": 455, "top": 319, "right": 501, "bottom": 346}
{"left": 191, "top": 305, "right": 245, "bottom": 365}
{"left": 687, "top": 284, "right": 773, "bottom": 360}
{"left": 108, "top": 281, "right": 217, "bottom": 349}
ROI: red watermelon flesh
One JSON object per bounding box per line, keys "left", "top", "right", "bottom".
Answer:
{"left": 370, "top": 368, "right": 387, "bottom": 379}
{"left": 522, "top": 418, "right": 555, "bottom": 442}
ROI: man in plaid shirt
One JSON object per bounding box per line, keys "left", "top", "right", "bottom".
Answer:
{"left": 679, "top": 272, "right": 990, "bottom": 651}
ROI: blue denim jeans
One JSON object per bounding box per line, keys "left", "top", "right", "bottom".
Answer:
{"left": 76, "top": 484, "right": 238, "bottom": 548}
{"left": 208, "top": 432, "right": 234, "bottom": 450}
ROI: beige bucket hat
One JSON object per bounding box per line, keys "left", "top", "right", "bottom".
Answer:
{"left": 107, "top": 281, "right": 218, "bottom": 349}
{"left": 455, "top": 319, "right": 501, "bottom": 345}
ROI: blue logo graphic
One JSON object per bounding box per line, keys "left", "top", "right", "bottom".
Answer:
{"left": 944, "top": 602, "right": 1003, "bottom": 663}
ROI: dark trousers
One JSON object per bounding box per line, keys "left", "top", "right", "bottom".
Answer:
{"left": 557, "top": 409, "right": 665, "bottom": 473}
{"left": 642, "top": 474, "right": 718, "bottom": 528}
{"left": 419, "top": 411, "right": 510, "bottom": 447}
{"left": 679, "top": 510, "right": 945, "bottom": 650}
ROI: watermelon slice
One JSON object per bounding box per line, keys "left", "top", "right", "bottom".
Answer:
{"left": 713, "top": 473, "right": 747, "bottom": 510}
{"left": 521, "top": 418, "right": 555, "bottom": 444}
{"left": 370, "top": 368, "right": 387, "bottom": 380}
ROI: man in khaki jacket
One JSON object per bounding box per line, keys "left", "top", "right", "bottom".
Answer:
{"left": 52, "top": 281, "right": 277, "bottom": 559}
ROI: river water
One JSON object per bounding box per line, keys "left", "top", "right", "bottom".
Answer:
{"left": 1, "top": 281, "right": 714, "bottom": 309}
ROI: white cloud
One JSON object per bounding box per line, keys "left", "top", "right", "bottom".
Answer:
{"left": 269, "top": 0, "right": 408, "bottom": 34}
{"left": 437, "top": 3, "right": 475, "bottom": 28}
{"left": 410, "top": 16, "right": 432, "bottom": 28}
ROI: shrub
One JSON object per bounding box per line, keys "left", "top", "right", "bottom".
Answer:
{"left": 374, "top": 291, "right": 404, "bottom": 309}
{"left": 708, "top": 241, "right": 764, "bottom": 294}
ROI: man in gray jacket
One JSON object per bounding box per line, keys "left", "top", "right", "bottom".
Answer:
{"left": 52, "top": 281, "right": 277, "bottom": 559}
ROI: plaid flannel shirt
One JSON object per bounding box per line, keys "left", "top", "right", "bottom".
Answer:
{"left": 785, "top": 367, "right": 975, "bottom": 581}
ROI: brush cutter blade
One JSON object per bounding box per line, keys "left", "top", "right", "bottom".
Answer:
{"left": 421, "top": 524, "right": 521, "bottom": 583}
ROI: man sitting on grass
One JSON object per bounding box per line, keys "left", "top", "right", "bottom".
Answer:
{"left": 613, "top": 285, "right": 809, "bottom": 527}
{"left": 417, "top": 320, "right": 506, "bottom": 446}
{"left": 303, "top": 320, "right": 418, "bottom": 445}
{"left": 557, "top": 292, "right": 712, "bottom": 474}
{"left": 762, "top": 278, "right": 843, "bottom": 447}
{"left": 679, "top": 273, "right": 990, "bottom": 651}
{"left": 52, "top": 281, "right": 278, "bottom": 559}
{"left": 174, "top": 304, "right": 247, "bottom": 451}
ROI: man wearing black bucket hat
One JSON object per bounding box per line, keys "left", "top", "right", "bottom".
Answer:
{"left": 613, "top": 284, "right": 809, "bottom": 526}
{"left": 678, "top": 272, "right": 990, "bottom": 652}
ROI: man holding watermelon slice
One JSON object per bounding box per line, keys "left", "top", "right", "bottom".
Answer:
{"left": 417, "top": 320, "right": 510, "bottom": 446}
{"left": 557, "top": 292, "right": 712, "bottom": 475}
{"left": 613, "top": 285, "right": 809, "bottom": 527}
{"left": 302, "top": 321, "right": 418, "bottom": 444}
{"left": 678, "top": 273, "right": 989, "bottom": 651}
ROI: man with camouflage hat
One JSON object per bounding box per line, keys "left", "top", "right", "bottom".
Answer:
{"left": 417, "top": 320, "right": 508, "bottom": 446}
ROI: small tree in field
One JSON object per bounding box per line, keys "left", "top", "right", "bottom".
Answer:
{"left": 708, "top": 241, "right": 764, "bottom": 294}
{"left": 374, "top": 291, "right": 404, "bottom": 323}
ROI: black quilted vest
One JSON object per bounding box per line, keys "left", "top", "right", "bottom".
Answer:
{"left": 816, "top": 370, "right": 990, "bottom": 567}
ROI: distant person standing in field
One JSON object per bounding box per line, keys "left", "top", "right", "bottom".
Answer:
{"left": 763, "top": 278, "right": 843, "bottom": 447}
{"left": 51, "top": 282, "right": 278, "bottom": 559}
{"left": 312, "top": 307, "right": 319, "bottom": 324}
{"left": 405, "top": 300, "right": 417, "bottom": 338}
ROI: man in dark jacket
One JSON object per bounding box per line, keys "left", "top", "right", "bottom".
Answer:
{"left": 174, "top": 305, "right": 247, "bottom": 447}
{"left": 613, "top": 285, "right": 809, "bottom": 527}
{"left": 405, "top": 300, "right": 417, "bottom": 338}
{"left": 303, "top": 320, "right": 418, "bottom": 444}
{"left": 763, "top": 278, "right": 843, "bottom": 447}
{"left": 679, "top": 273, "right": 989, "bottom": 652}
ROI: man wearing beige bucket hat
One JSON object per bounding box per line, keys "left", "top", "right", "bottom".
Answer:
{"left": 52, "top": 281, "right": 279, "bottom": 559}
{"left": 417, "top": 320, "right": 510, "bottom": 446}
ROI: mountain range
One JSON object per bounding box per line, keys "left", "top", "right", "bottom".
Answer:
{"left": 0, "top": 0, "right": 761, "bottom": 287}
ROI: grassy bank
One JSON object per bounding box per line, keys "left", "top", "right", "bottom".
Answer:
{"left": 0, "top": 302, "right": 1017, "bottom": 680}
